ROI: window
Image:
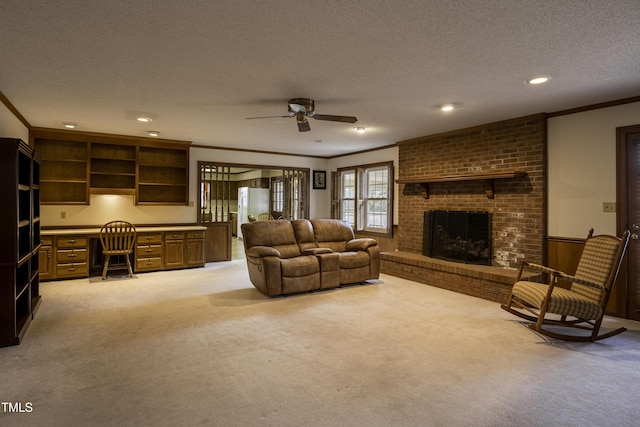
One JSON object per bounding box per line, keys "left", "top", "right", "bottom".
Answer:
{"left": 363, "top": 166, "right": 389, "bottom": 231}
{"left": 334, "top": 162, "right": 393, "bottom": 235}
{"left": 271, "top": 179, "right": 283, "bottom": 213}
{"left": 340, "top": 170, "right": 356, "bottom": 225}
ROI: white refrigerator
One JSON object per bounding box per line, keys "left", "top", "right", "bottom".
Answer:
{"left": 237, "top": 187, "right": 269, "bottom": 238}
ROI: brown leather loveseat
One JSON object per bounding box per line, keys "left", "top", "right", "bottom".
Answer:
{"left": 241, "top": 219, "right": 380, "bottom": 296}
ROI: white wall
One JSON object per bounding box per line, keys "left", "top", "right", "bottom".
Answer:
{"left": 0, "top": 102, "right": 29, "bottom": 141}
{"left": 548, "top": 101, "right": 640, "bottom": 238}
{"left": 43, "top": 194, "right": 195, "bottom": 227}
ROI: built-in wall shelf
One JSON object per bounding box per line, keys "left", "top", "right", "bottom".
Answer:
{"left": 32, "top": 128, "right": 191, "bottom": 205}
{"left": 396, "top": 171, "right": 527, "bottom": 199}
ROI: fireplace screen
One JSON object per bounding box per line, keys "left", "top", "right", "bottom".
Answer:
{"left": 423, "top": 210, "right": 491, "bottom": 265}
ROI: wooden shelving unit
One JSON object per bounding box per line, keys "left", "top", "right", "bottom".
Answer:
{"left": 31, "top": 129, "right": 190, "bottom": 205}
{"left": 35, "top": 139, "right": 89, "bottom": 204}
{"left": 90, "top": 142, "right": 136, "bottom": 194}
{"left": 138, "top": 146, "right": 189, "bottom": 205}
{"left": 0, "top": 139, "right": 41, "bottom": 347}
{"left": 396, "top": 170, "right": 527, "bottom": 199}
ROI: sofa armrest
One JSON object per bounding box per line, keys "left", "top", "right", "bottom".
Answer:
{"left": 303, "top": 247, "right": 333, "bottom": 255}
{"left": 246, "top": 246, "right": 281, "bottom": 258}
{"left": 346, "top": 238, "right": 378, "bottom": 251}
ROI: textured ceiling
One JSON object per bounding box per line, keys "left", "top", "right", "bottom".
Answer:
{"left": 1, "top": 0, "right": 639, "bottom": 157}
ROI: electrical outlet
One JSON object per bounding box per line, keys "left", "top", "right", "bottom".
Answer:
{"left": 60, "top": 211, "right": 66, "bottom": 219}
{"left": 602, "top": 202, "right": 616, "bottom": 213}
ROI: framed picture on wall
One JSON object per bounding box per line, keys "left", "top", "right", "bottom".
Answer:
{"left": 313, "top": 170, "right": 326, "bottom": 190}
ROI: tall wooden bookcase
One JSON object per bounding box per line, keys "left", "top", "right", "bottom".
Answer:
{"left": 0, "top": 139, "right": 41, "bottom": 347}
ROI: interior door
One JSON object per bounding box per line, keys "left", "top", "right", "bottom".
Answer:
{"left": 617, "top": 125, "right": 640, "bottom": 320}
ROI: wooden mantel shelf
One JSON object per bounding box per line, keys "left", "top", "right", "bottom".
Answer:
{"left": 395, "top": 171, "right": 527, "bottom": 199}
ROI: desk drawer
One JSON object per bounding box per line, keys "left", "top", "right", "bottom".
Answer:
{"left": 56, "top": 262, "right": 88, "bottom": 278}
{"left": 137, "top": 234, "right": 162, "bottom": 244}
{"left": 136, "top": 244, "right": 162, "bottom": 257}
{"left": 165, "top": 232, "right": 185, "bottom": 241}
{"left": 57, "top": 248, "right": 87, "bottom": 262}
{"left": 186, "top": 231, "right": 204, "bottom": 239}
{"left": 57, "top": 237, "right": 88, "bottom": 248}
{"left": 136, "top": 257, "right": 162, "bottom": 271}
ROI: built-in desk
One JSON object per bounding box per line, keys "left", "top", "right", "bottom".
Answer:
{"left": 40, "top": 225, "right": 206, "bottom": 281}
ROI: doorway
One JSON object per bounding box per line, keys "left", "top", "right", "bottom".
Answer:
{"left": 197, "top": 162, "right": 309, "bottom": 262}
{"left": 616, "top": 124, "right": 640, "bottom": 320}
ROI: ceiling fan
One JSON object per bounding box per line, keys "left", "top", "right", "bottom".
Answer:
{"left": 246, "top": 98, "right": 358, "bottom": 132}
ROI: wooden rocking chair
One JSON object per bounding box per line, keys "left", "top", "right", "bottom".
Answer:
{"left": 100, "top": 220, "right": 137, "bottom": 280}
{"left": 501, "top": 229, "right": 630, "bottom": 342}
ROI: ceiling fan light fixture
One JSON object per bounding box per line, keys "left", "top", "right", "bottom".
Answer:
{"left": 147, "top": 130, "right": 160, "bottom": 137}
{"left": 247, "top": 98, "right": 357, "bottom": 132}
{"left": 63, "top": 122, "right": 76, "bottom": 129}
{"left": 137, "top": 117, "right": 153, "bottom": 123}
{"left": 355, "top": 127, "right": 367, "bottom": 134}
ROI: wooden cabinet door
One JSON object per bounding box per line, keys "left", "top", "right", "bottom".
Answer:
{"left": 164, "top": 233, "right": 185, "bottom": 268}
{"left": 186, "top": 239, "right": 205, "bottom": 266}
{"left": 38, "top": 246, "right": 53, "bottom": 280}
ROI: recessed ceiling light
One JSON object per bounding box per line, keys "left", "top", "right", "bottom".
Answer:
{"left": 63, "top": 122, "right": 76, "bottom": 129}
{"left": 355, "top": 127, "right": 366, "bottom": 134}
{"left": 147, "top": 131, "right": 160, "bottom": 137}
{"left": 137, "top": 117, "right": 152, "bottom": 123}
{"left": 526, "top": 76, "right": 550, "bottom": 85}
{"left": 439, "top": 103, "right": 459, "bottom": 112}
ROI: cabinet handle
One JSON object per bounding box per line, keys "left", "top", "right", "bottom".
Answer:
{"left": 146, "top": 236, "right": 153, "bottom": 240}
{"left": 67, "top": 267, "right": 76, "bottom": 272}
{"left": 68, "top": 253, "right": 77, "bottom": 258}
{"left": 145, "top": 260, "right": 152, "bottom": 265}
{"left": 68, "top": 239, "right": 76, "bottom": 244}
{"left": 145, "top": 248, "right": 153, "bottom": 252}
{"left": 172, "top": 234, "right": 180, "bottom": 238}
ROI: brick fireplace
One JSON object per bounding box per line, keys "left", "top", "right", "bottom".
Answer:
{"left": 381, "top": 114, "right": 547, "bottom": 302}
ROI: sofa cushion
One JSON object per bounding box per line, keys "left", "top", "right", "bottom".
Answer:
{"left": 311, "top": 219, "right": 355, "bottom": 252}
{"left": 338, "top": 251, "right": 371, "bottom": 269}
{"left": 280, "top": 255, "right": 319, "bottom": 277}
{"left": 242, "top": 220, "right": 301, "bottom": 259}
{"left": 292, "top": 219, "right": 317, "bottom": 252}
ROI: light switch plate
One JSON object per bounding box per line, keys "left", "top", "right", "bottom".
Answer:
{"left": 602, "top": 202, "right": 616, "bottom": 213}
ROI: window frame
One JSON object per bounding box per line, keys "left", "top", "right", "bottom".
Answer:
{"left": 334, "top": 161, "right": 393, "bottom": 238}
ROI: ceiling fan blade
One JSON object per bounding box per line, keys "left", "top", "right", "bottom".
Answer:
{"left": 297, "top": 120, "right": 311, "bottom": 132}
{"left": 245, "top": 115, "right": 292, "bottom": 120}
{"left": 312, "top": 114, "right": 358, "bottom": 124}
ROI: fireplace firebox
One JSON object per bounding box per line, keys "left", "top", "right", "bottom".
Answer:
{"left": 423, "top": 210, "right": 491, "bottom": 265}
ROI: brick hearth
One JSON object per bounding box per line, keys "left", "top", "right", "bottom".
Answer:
{"left": 381, "top": 251, "right": 531, "bottom": 303}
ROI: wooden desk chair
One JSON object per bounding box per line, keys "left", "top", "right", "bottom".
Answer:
{"left": 100, "top": 220, "right": 137, "bottom": 280}
{"left": 257, "top": 213, "right": 274, "bottom": 221}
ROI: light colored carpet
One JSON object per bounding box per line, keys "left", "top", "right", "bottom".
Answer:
{"left": 1, "top": 260, "right": 639, "bottom": 427}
